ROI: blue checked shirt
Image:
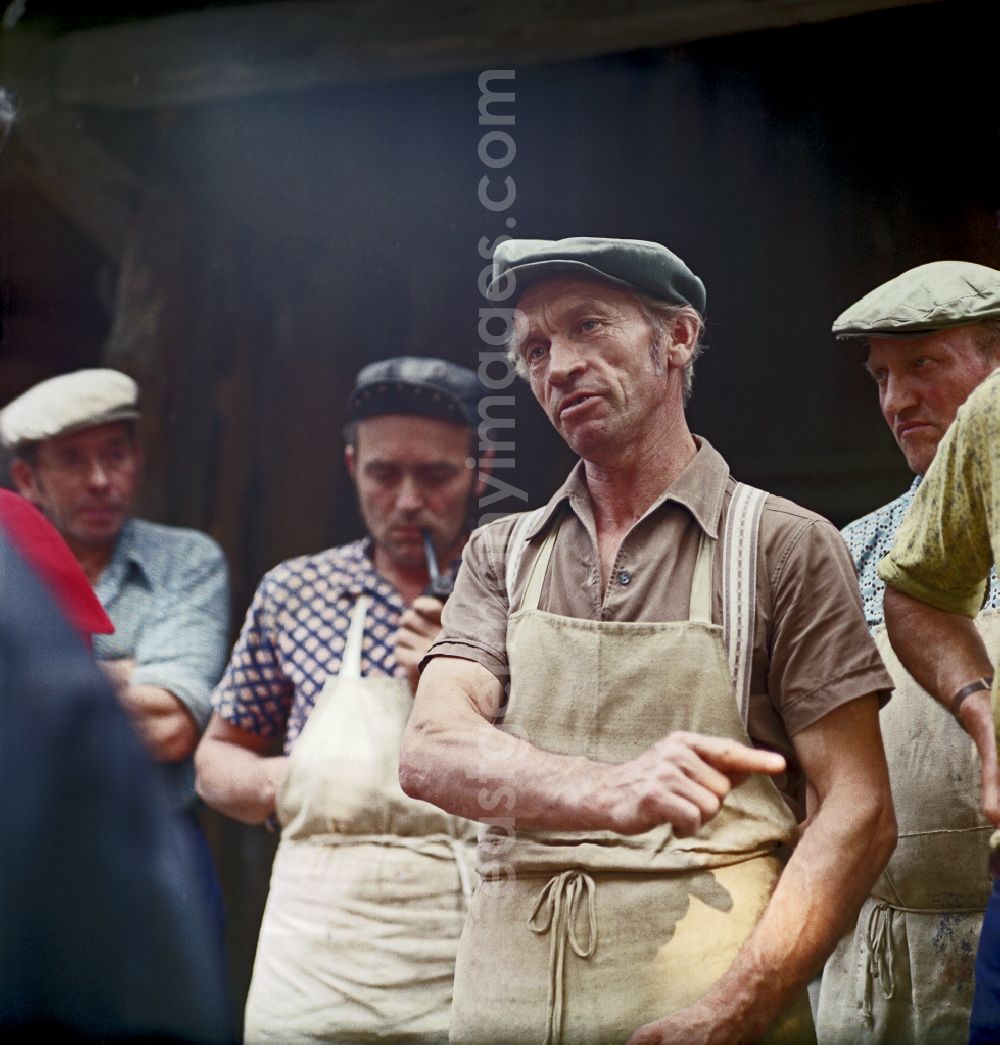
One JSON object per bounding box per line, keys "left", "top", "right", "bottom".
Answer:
{"left": 212, "top": 538, "right": 405, "bottom": 752}
{"left": 93, "top": 518, "right": 230, "bottom": 810}
{"left": 842, "top": 477, "right": 1000, "bottom": 631}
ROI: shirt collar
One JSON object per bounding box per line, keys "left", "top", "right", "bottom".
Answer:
{"left": 95, "top": 518, "right": 150, "bottom": 599}
{"left": 119, "top": 518, "right": 155, "bottom": 576}
{"left": 525, "top": 435, "right": 730, "bottom": 541}
{"left": 340, "top": 536, "right": 391, "bottom": 599}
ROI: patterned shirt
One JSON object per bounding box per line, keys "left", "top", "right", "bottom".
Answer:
{"left": 212, "top": 539, "right": 405, "bottom": 752}
{"left": 880, "top": 369, "right": 1000, "bottom": 617}
{"left": 845, "top": 482, "right": 1000, "bottom": 631}
{"left": 93, "top": 518, "right": 231, "bottom": 810}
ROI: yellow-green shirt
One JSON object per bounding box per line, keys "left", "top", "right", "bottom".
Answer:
{"left": 878, "top": 368, "right": 1000, "bottom": 616}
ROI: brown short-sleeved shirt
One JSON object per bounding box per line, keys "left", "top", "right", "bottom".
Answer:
{"left": 428, "top": 438, "right": 892, "bottom": 816}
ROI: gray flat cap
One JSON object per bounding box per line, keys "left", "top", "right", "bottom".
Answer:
{"left": 348, "top": 356, "right": 481, "bottom": 428}
{"left": 0, "top": 368, "right": 140, "bottom": 451}
{"left": 489, "top": 236, "right": 706, "bottom": 315}
{"left": 834, "top": 260, "right": 1000, "bottom": 339}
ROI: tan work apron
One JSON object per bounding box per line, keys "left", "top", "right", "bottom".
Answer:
{"left": 451, "top": 487, "right": 815, "bottom": 1045}
{"left": 816, "top": 609, "right": 1000, "bottom": 1044}
{"left": 244, "top": 595, "right": 477, "bottom": 1043}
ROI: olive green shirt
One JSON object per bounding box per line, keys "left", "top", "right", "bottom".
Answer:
{"left": 878, "top": 368, "right": 1000, "bottom": 617}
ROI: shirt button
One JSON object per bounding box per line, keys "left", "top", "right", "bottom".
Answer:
{"left": 618, "top": 570, "right": 631, "bottom": 586}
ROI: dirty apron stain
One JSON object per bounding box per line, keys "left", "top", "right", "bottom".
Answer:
{"left": 451, "top": 488, "right": 815, "bottom": 1045}
{"left": 244, "top": 595, "right": 477, "bottom": 1043}
{"left": 816, "top": 610, "right": 1000, "bottom": 1044}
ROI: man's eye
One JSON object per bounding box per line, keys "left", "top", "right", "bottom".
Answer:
{"left": 525, "top": 344, "right": 547, "bottom": 363}
{"left": 580, "top": 319, "right": 600, "bottom": 332}
{"left": 868, "top": 370, "right": 886, "bottom": 385}
{"left": 419, "top": 467, "right": 457, "bottom": 486}
{"left": 914, "top": 357, "right": 931, "bottom": 369}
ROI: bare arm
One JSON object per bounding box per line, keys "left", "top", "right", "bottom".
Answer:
{"left": 195, "top": 713, "right": 289, "bottom": 825}
{"left": 628, "top": 695, "right": 897, "bottom": 1044}
{"left": 400, "top": 656, "right": 786, "bottom": 836}
{"left": 884, "top": 584, "right": 1000, "bottom": 822}
{"left": 101, "top": 658, "right": 200, "bottom": 763}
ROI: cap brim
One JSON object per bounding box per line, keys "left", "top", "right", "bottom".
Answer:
{"left": 833, "top": 316, "right": 992, "bottom": 341}
{"left": 487, "top": 259, "right": 647, "bottom": 303}
{"left": 347, "top": 382, "right": 472, "bottom": 427}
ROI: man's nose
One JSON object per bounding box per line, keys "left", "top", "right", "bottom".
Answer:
{"left": 396, "top": 474, "right": 424, "bottom": 512}
{"left": 882, "top": 374, "right": 918, "bottom": 419}
{"left": 86, "top": 459, "right": 111, "bottom": 488}
{"left": 547, "top": 338, "right": 586, "bottom": 384}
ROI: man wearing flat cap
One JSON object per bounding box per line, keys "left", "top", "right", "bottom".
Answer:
{"left": 869, "top": 265, "right": 1000, "bottom": 1043}
{"left": 817, "top": 261, "right": 1000, "bottom": 1043}
{"left": 0, "top": 369, "right": 230, "bottom": 842}
{"left": 196, "top": 356, "right": 485, "bottom": 1041}
{"left": 401, "top": 236, "right": 896, "bottom": 1043}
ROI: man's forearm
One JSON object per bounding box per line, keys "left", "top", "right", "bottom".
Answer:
{"left": 195, "top": 738, "right": 288, "bottom": 825}
{"left": 883, "top": 585, "right": 993, "bottom": 710}
{"left": 99, "top": 659, "right": 200, "bottom": 762}
{"left": 629, "top": 696, "right": 896, "bottom": 1044}
{"left": 884, "top": 586, "right": 1000, "bottom": 823}
{"left": 401, "top": 665, "right": 611, "bottom": 829}
{"left": 402, "top": 659, "right": 785, "bottom": 836}
{"left": 118, "top": 683, "right": 199, "bottom": 763}
{"left": 674, "top": 786, "right": 896, "bottom": 1042}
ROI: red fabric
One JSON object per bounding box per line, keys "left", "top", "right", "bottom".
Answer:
{"left": 0, "top": 490, "right": 114, "bottom": 638}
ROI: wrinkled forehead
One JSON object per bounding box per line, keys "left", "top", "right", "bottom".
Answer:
{"left": 512, "top": 274, "right": 642, "bottom": 329}
{"left": 864, "top": 324, "right": 982, "bottom": 367}
{"left": 40, "top": 419, "right": 137, "bottom": 453}
{"left": 353, "top": 413, "right": 472, "bottom": 460}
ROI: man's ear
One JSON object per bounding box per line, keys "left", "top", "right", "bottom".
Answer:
{"left": 665, "top": 312, "right": 700, "bottom": 370}
{"left": 475, "top": 448, "right": 495, "bottom": 499}
{"left": 10, "top": 458, "right": 43, "bottom": 506}
{"left": 344, "top": 444, "right": 357, "bottom": 483}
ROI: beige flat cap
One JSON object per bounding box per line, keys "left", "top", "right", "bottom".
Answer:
{"left": 0, "top": 368, "right": 140, "bottom": 450}
{"left": 834, "top": 260, "right": 1000, "bottom": 339}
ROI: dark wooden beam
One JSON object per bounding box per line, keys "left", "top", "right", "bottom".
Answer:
{"left": 1, "top": 34, "right": 138, "bottom": 257}
{"left": 46, "top": 0, "right": 944, "bottom": 109}
{"left": 5, "top": 111, "right": 137, "bottom": 258}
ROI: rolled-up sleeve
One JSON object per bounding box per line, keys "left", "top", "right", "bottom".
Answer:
{"left": 211, "top": 571, "right": 294, "bottom": 738}
{"left": 130, "top": 534, "right": 230, "bottom": 729}
{"left": 878, "top": 375, "right": 1000, "bottom": 618}
{"left": 424, "top": 517, "right": 516, "bottom": 682}
{"left": 765, "top": 514, "right": 894, "bottom": 737}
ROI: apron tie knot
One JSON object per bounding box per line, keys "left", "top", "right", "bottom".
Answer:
{"left": 862, "top": 899, "right": 896, "bottom": 1024}
{"left": 528, "top": 869, "right": 597, "bottom": 1045}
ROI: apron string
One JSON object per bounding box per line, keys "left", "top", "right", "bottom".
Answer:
{"left": 528, "top": 869, "right": 597, "bottom": 1045}
{"left": 341, "top": 594, "right": 372, "bottom": 679}
{"left": 862, "top": 899, "right": 896, "bottom": 1023}
{"left": 448, "top": 836, "right": 475, "bottom": 901}
{"left": 861, "top": 896, "right": 985, "bottom": 1024}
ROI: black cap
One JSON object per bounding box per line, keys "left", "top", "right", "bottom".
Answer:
{"left": 347, "top": 356, "right": 481, "bottom": 428}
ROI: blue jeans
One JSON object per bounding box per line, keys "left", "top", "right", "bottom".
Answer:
{"left": 971, "top": 880, "right": 1000, "bottom": 1043}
